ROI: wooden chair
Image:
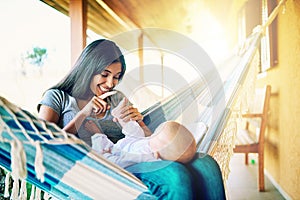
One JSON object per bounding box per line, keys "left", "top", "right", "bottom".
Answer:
{"left": 233, "top": 85, "right": 271, "bottom": 192}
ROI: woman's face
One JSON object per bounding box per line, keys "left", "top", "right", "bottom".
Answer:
{"left": 90, "top": 62, "right": 122, "bottom": 96}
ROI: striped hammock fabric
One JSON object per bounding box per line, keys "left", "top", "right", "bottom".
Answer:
{"left": 0, "top": 97, "right": 147, "bottom": 199}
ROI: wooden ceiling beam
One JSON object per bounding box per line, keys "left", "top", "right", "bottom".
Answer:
{"left": 41, "top": 0, "right": 69, "bottom": 15}
{"left": 102, "top": 0, "right": 142, "bottom": 29}
{"left": 95, "top": 0, "right": 136, "bottom": 30}
{"left": 87, "top": 1, "right": 127, "bottom": 37}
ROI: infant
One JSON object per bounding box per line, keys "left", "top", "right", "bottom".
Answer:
{"left": 91, "top": 98, "right": 197, "bottom": 168}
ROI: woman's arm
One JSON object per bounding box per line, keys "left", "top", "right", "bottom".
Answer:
{"left": 60, "top": 96, "right": 109, "bottom": 134}
{"left": 62, "top": 109, "right": 89, "bottom": 134}
{"left": 38, "top": 105, "right": 60, "bottom": 124}
{"left": 39, "top": 90, "right": 114, "bottom": 135}
{"left": 38, "top": 104, "right": 88, "bottom": 134}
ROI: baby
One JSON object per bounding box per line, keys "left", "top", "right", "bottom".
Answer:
{"left": 91, "top": 98, "right": 197, "bottom": 168}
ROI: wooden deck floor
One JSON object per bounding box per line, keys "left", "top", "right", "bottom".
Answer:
{"left": 226, "top": 154, "right": 287, "bottom": 200}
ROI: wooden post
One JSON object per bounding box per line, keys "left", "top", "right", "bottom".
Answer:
{"left": 70, "top": 0, "right": 87, "bottom": 67}
{"left": 161, "top": 53, "right": 164, "bottom": 97}
{"left": 138, "top": 32, "right": 144, "bottom": 84}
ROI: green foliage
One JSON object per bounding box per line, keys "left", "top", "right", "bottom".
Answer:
{"left": 26, "top": 47, "right": 48, "bottom": 67}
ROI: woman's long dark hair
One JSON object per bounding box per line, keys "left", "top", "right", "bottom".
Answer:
{"left": 50, "top": 39, "right": 126, "bottom": 99}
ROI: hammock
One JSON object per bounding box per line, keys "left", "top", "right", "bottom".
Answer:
{"left": 0, "top": 98, "right": 148, "bottom": 199}
{"left": 0, "top": 1, "right": 285, "bottom": 198}
{"left": 0, "top": 32, "right": 258, "bottom": 200}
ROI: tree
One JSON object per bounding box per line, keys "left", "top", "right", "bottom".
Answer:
{"left": 26, "top": 47, "right": 47, "bottom": 67}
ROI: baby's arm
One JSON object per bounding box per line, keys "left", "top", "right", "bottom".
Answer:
{"left": 111, "top": 97, "right": 128, "bottom": 128}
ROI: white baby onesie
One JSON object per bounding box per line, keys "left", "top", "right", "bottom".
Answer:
{"left": 91, "top": 121, "right": 159, "bottom": 168}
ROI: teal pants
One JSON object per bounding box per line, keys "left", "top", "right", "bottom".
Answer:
{"left": 126, "top": 153, "right": 226, "bottom": 200}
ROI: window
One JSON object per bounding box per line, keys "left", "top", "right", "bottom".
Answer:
{"left": 238, "top": 0, "right": 278, "bottom": 72}
{"left": 261, "top": 0, "right": 278, "bottom": 71}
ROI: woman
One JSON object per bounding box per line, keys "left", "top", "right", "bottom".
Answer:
{"left": 38, "top": 39, "right": 225, "bottom": 200}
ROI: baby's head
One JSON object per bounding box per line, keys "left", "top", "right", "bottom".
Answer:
{"left": 149, "top": 121, "right": 197, "bottom": 163}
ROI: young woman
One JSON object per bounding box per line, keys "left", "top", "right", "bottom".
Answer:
{"left": 38, "top": 39, "right": 225, "bottom": 199}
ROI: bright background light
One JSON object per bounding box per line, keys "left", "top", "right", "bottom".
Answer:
{"left": 0, "top": 0, "right": 229, "bottom": 114}
{"left": 0, "top": 0, "right": 71, "bottom": 113}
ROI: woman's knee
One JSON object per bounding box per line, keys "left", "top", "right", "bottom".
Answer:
{"left": 127, "top": 161, "right": 193, "bottom": 200}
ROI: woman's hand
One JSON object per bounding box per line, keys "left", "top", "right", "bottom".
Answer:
{"left": 83, "top": 91, "right": 117, "bottom": 117}
{"left": 63, "top": 91, "right": 117, "bottom": 134}
{"left": 118, "top": 102, "right": 144, "bottom": 123}
{"left": 113, "top": 97, "right": 152, "bottom": 136}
